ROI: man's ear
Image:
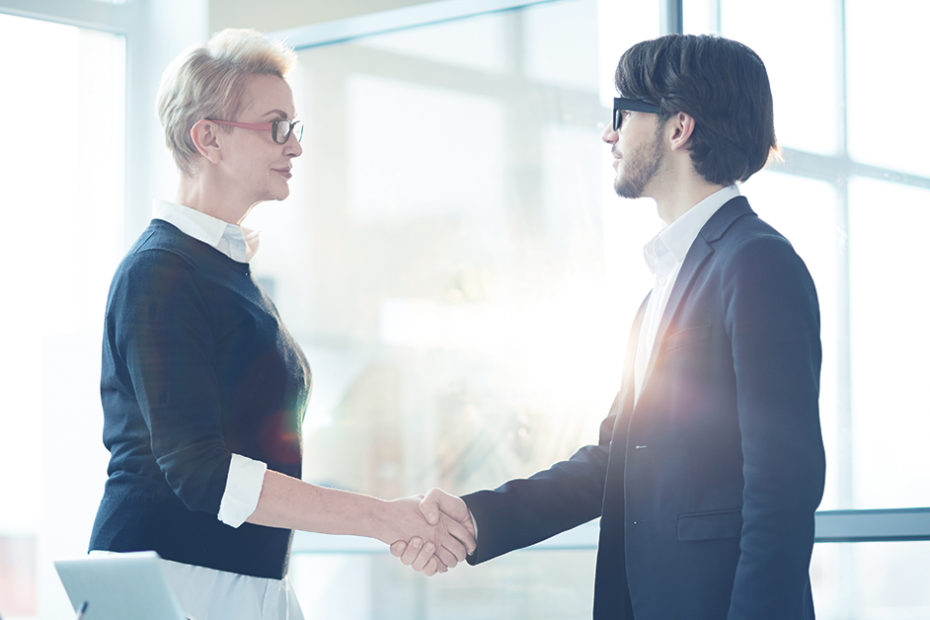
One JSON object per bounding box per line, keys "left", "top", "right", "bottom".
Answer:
{"left": 668, "top": 112, "right": 696, "bottom": 152}
{"left": 190, "top": 119, "right": 223, "bottom": 164}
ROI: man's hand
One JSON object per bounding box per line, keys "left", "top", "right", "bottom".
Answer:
{"left": 390, "top": 488, "right": 476, "bottom": 571}
{"left": 380, "top": 494, "right": 475, "bottom": 576}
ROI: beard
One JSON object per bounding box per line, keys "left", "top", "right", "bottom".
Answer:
{"left": 614, "top": 126, "right": 665, "bottom": 199}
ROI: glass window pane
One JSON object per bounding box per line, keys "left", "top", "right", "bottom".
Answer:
{"left": 290, "top": 548, "right": 597, "bottom": 620}
{"left": 346, "top": 74, "right": 506, "bottom": 224}
{"left": 683, "top": 0, "right": 719, "bottom": 34}
{"left": 812, "top": 541, "right": 930, "bottom": 619}
{"left": 525, "top": 0, "right": 600, "bottom": 92}
{"left": 358, "top": 15, "right": 508, "bottom": 73}
{"left": 246, "top": 4, "right": 657, "bottom": 603}
{"left": 597, "top": 0, "right": 660, "bottom": 106}
{"left": 719, "top": 0, "right": 839, "bottom": 155}
{"left": 847, "top": 0, "right": 930, "bottom": 178}
{"left": 0, "top": 12, "right": 124, "bottom": 619}
{"left": 848, "top": 178, "right": 930, "bottom": 509}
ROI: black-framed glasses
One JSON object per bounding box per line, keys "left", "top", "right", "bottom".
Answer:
{"left": 613, "top": 98, "right": 662, "bottom": 131}
{"left": 209, "top": 118, "right": 303, "bottom": 144}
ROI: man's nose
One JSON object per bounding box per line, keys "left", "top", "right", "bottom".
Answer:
{"left": 601, "top": 123, "right": 618, "bottom": 144}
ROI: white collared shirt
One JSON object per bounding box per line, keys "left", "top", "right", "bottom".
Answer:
{"left": 633, "top": 185, "right": 741, "bottom": 402}
{"left": 153, "top": 199, "right": 260, "bottom": 264}
{"left": 152, "top": 199, "right": 267, "bottom": 528}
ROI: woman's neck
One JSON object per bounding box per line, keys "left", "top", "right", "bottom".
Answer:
{"left": 175, "top": 172, "right": 254, "bottom": 225}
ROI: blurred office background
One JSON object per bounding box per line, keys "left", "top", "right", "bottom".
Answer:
{"left": 0, "top": 0, "right": 928, "bottom": 618}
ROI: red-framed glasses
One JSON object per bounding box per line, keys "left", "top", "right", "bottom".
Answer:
{"left": 209, "top": 118, "right": 303, "bottom": 144}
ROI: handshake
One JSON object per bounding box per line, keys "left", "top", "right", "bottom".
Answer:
{"left": 382, "top": 488, "right": 475, "bottom": 576}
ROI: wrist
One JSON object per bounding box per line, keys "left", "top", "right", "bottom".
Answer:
{"left": 368, "top": 497, "right": 399, "bottom": 544}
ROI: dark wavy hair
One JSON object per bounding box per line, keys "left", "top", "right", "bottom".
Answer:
{"left": 615, "top": 34, "right": 779, "bottom": 185}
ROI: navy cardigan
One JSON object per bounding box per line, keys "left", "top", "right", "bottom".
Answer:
{"left": 90, "top": 219, "right": 311, "bottom": 579}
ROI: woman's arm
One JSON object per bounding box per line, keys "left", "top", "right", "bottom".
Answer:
{"left": 247, "top": 470, "right": 476, "bottom": 574}
{"left": 110, "top": 250, "right": 470, "bottom": 573}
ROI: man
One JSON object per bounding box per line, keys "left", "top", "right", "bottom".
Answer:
{"left": 394, "top": 34, "right": 825, "bottom": 619}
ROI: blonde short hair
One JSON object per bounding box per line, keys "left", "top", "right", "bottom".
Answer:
{"left": 157, "top": 29, "right": 298, "bottom": 176}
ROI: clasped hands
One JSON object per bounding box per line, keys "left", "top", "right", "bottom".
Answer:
{"left": 382, "top": 488, "right": 474, "bottom": 576}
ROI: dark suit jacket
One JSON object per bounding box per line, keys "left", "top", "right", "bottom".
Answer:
{"left": 463, "top": 197, "right": 826, "bottom": 620}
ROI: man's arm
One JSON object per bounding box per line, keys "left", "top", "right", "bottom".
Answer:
{"left": 723, "top": 235, "right": 826, "bottom": 619}
{"left": 392, "top": 391, "right": 624, "bottom": 569}
{"left": 459, "top": 442, "right": 610, "bottom": 564}
{"left": 391, "top": 446, "right": 609, "bottom": 568}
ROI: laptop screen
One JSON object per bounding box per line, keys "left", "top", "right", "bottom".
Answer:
{"left": 55, "top": 551, "right": 188, "bottom": 620}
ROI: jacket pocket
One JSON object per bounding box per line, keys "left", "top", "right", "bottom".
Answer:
{"left": 664, "top": 325, "right": 711, "bottom": 351}
{"left": 677, "top": 509, "right": 742, "bottom": 541}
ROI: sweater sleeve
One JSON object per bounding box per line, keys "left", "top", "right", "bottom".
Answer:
{"left": 109, "top": 249, "right": 235, "bottom": 515}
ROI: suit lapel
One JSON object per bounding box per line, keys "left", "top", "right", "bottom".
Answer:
{"left": 638, "top": 197, "right": 754, "bottom": 392}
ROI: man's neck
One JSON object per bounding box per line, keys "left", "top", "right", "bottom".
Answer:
{"left": 652, "top": 170, "right": 726, "bottom": 225}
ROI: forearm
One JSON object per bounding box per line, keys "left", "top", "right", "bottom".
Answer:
{"left": 464, "top": 444, "right": 608, "bottom": 563}
{"left": 246, "top": 470, "right": 395, "bottom": 542}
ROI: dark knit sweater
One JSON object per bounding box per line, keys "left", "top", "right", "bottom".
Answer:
{"left": 90, "top": 219, "right": 311, "bottom": 579}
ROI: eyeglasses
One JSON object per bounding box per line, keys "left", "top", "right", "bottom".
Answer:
{"left": 613, "top": 98, "right": 662, "bottom": 131}
{"left": 209, "top": 118, "right": 303, "bottom": 144}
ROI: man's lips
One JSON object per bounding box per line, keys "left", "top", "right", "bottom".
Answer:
{"left": 273, "top": 168, "right": 292, "bottom": 179}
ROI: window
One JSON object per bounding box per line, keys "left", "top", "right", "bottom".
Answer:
{"left": 0, "top": 12, "right": 125, "bottom": 618}
{"left": 691, "top": 0, "right": 930, "bottom": 617}
{"left": 248, "top": 1, "right": 653, "bottom": 617}
{"left": 1, "top": 1, "right": 926, "bottom": 618}
{"left": 269, "top": 1, "right": 930, "bottom": 618}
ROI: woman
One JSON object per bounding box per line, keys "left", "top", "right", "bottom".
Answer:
{"left": 89, "top": 29, "right": 474, "bottom": 620}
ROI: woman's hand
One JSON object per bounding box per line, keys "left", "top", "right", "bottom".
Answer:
{"left": 380, "top": 494, "right": 476, "bottom": 576}
{"left": 387, "top": 489, "right": 477, "bottom": 575}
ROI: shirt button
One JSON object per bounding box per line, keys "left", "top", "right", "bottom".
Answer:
{"left": 658, "top": 277, "right": 667, "bottom": 285}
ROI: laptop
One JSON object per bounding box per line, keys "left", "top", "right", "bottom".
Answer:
{"left": 54, "top": 551, "right": 188, "bottom": 620}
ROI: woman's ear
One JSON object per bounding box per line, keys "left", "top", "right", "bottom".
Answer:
{"left": 668, "top": 111, "right": 696, "bottom": 152}
{"left": 190, "top": 120, "right": 223, "bottom": 164}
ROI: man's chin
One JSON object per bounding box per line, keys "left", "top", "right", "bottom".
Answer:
{"left": 615, "top": 180, "right": 641, "bottom": 200}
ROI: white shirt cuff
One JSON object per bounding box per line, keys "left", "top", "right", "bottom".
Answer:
{"left": 217, "top": 454, "right": 267, "bottom": 528}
